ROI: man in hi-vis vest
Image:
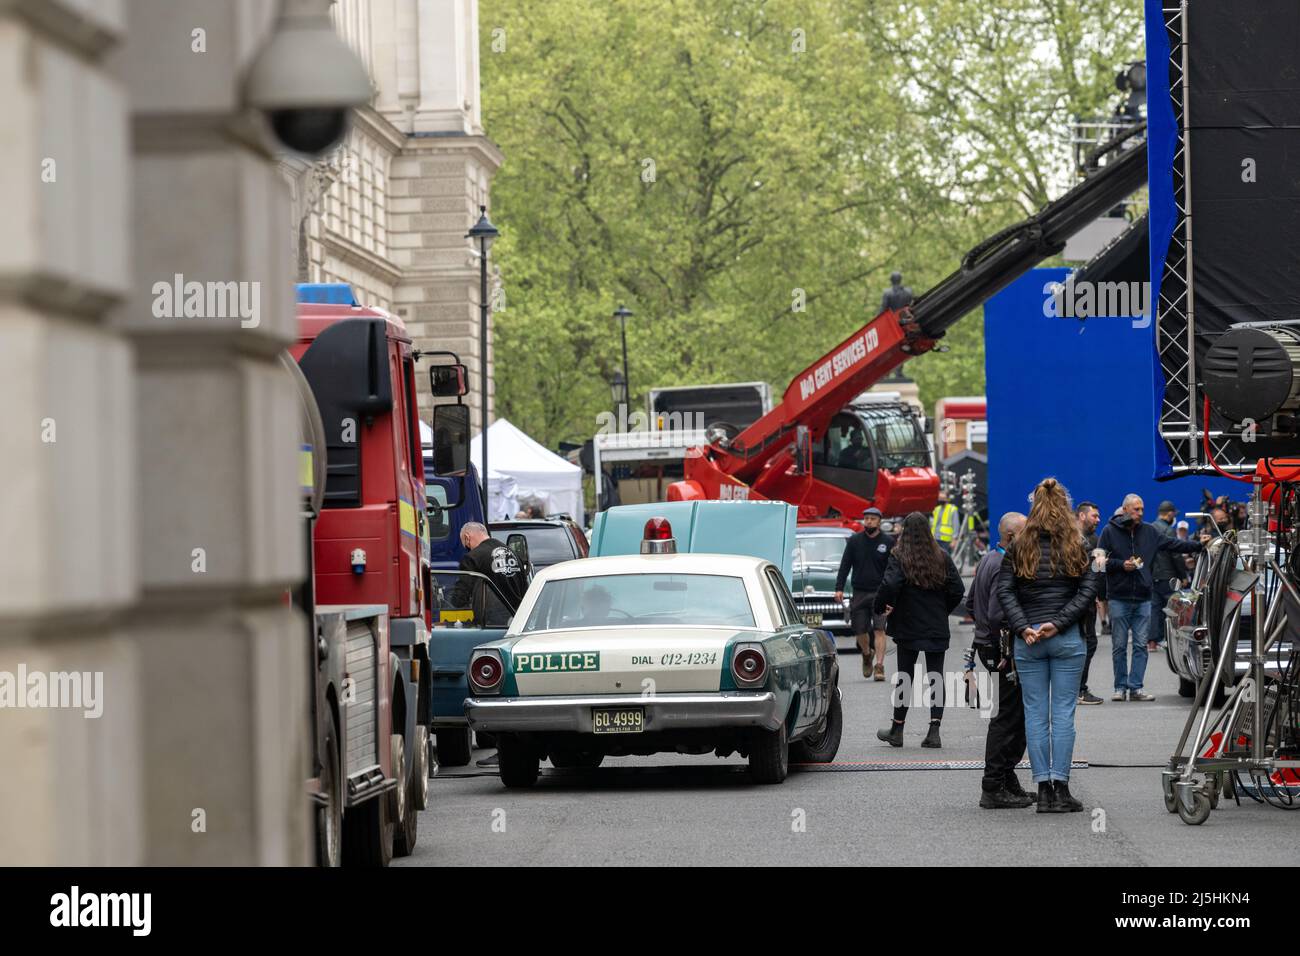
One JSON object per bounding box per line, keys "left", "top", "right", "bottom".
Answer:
{"left": 931, "top": 491, "right": 958, "bottom": 554}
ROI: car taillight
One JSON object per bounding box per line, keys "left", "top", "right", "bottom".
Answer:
{"left": 470, "top": 653, "right": 503, "bottom": 690}
{"left": 732, "top": 647, "right": 766, "bottom": 685}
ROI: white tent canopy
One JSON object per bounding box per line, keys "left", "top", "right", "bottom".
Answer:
{"left": 419, "top": 421, "right": 518, "bottom": 521}
{"left": 470, "top": 419, "right": 583, "bottom": 521}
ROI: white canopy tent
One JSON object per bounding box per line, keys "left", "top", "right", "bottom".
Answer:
{"left": 470, "top": 419, "right": 584, "bottom": 521}
{"left": 419, "top": 421, "right": 518, "bottom": 521}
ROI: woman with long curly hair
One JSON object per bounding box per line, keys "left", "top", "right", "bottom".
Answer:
{"left": 997, "top": 478, "right": 1099, "bottom": 813}
{"left": 873, "top": 512, "right": 965, "bottom": 748}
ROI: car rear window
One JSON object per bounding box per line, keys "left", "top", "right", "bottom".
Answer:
{"left": 521, "top": 573, "right": 755, "bottom": 631}
{"left": 516, "top": 526, "right": 575, "bottom": 564}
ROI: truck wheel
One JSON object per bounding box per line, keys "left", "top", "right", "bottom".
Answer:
{"left": 411, "top": 725, "right": 430, "bottom": 811}
{"left": 790, "top": 688, "right": 842, "bottom": 763}
{"left": 497, "top": 735, "right": 540, "bottom": 788}
{"left": 315, "top": 725, "right": 343, "bottom": 867}
{"left": 436, "top": 727, "right": 472, "bottom": 767}
{"left": 749, "top": 721, "right": 789, "bottom": 784}
{"left": 1178, "top": 676, "right": 1196, "bottom": 698}
{"left": 392, "top": 734, "right": 418, "bottom": 857}
{"left": 341, "top": 790, "right": 393, "bottom": 867}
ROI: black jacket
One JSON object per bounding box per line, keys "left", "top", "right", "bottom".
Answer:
{"left": 997, "top": 533, "right": 1099, "bottom": 638}
{"left": 1150, "top": 517, "right": 1181, "bottom": 584}
{"left": 834, "top": 530, "right": 894, "bottom": 593}
{"left": 1097, "top": 515, "right": 1201, "bottom": 601}
{"left": 448, "top": 537, "right": 529, "bottom": 620}
{"left": 1083, "top": 530, "right": 1106, "bottom": 600}
{"left": 873, "top": 551, "right": 965, "bottom": 652}
{"left": 965, "top": 549, "right": 1007, "bottom": 646}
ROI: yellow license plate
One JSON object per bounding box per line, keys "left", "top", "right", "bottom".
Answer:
{"left": 592, "top": 707, "right": 644, "bottom": 734}
{"left": 803, "top": 612, "right": 823, "bottom": 626}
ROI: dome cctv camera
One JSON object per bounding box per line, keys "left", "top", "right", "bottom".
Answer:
{"left": 243, "top": 0, "right": 372, "bottom": 156}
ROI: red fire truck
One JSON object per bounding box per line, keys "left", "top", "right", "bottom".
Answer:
{"left": 290, "top": 286, "right": 471, "bottom": 866}
{"left": 667, "top": 132, "right": 1147, "bottom": 525}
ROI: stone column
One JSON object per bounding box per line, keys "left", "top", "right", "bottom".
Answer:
{"left": 105, "top": 0, "right": 310, "bottom": 865}
{"left": 0, "top": 0, "right": 311, "bottom": 865}
{"left": 0, "top": 0, "right": 143, "bottom": 865}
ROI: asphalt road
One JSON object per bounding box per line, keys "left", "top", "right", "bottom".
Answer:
{"left": 397, "top": 612, "right": 1296, "bottom": 867}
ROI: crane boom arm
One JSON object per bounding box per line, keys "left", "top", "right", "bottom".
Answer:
{"left": 712, "top": 130, "right": 1148, "bottom": 485}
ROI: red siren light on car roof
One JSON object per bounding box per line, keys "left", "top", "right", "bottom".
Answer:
{"left": 641, "top": 517, "right": 677, "bottom": 554}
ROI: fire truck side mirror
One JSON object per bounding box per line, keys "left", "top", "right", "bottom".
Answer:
{"left": 431, "top": 403, "right": 470, "bottom": 477}
{"left": 429, "top": 363, "right": 468, "bottom": 398}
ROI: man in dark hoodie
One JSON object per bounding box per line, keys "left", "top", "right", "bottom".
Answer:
{"left": 1097, "top": 495, "right": 1202, "bottom": 701}
{"left": 448, "top": 522, "right": 529, "bottom": 623}
{"left": 966, "top": 510, "right": 1032, "bottom": 809}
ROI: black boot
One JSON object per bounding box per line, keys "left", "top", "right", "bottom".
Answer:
{"left": 1052, "top": 780, "right": 1084, "bottom": 812}
{"left": 1004, "top": 774, "right": 1030, "bottom": 799}
{"left": 980, "top": 787, "right": 1032, "bottom": 809}
{"left": 876, "top": 719, "right": 904, "bottom": 748}
{"left": 1036, "top": 782, "right": 1054, "bottom": 813}
{"left": 921, "top": 720, "right": 941, "bottom": 748}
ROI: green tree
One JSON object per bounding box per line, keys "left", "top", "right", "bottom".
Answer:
{"left": 481, "top": 0, "right": 1144, "bottom": 445}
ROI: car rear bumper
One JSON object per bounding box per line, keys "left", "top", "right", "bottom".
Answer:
{"left": 465, "top": 691, "right": 782, "bottom": 734}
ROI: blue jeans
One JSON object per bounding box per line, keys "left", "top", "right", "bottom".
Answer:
{"left": 1110, "top": 598, "right": 1151, "bottom": 692}
{"left": 1014, "top": 625, "right": 1085, "bottom": 783}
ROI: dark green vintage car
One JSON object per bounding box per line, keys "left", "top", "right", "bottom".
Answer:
{"left": 791, "top": 527, "right": 854, "bottom": 639}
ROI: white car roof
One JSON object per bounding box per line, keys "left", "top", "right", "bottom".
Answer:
{"left": 530, "top": 553, "right": 772, "bottom": 584}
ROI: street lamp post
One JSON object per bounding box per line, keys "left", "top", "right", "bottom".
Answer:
{"left": 610, "top": 371, "right": 628, "bottom": 410}
{"left": 613, "top": 304, "right": 632, "bottom": 420}
{"left": 467, "top": 205, "right": 499, "bottom": 512}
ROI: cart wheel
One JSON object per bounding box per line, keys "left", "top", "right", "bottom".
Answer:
{"left": 1207, "top": 773, "right": 1222, "bottom": 810}
{"left": 1163, "top": 786, "right": 1178, "bottom": 813}
{"left": 1177, "top": 789, "right": 1212, "bottom": 826}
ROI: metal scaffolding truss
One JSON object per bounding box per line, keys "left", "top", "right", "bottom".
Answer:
{"left": 1155, "top": 0, "right": 1254, "bottom": 475}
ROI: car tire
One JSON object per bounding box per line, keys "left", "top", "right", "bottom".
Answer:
{"left": 1177, "top": 676, "right": 1196, "bottom": 698}
{"left": 315, "top": 724, "right": 343, "bottom": 868}
{"left": 411, "top": 724, "right": 430, "bottom": 811}
{"left": 341, "top": 789, "right": 393, "bottom": 868}
{"left": 392, "top": 733, "right": 418, "bottom": 858}
{"left": 435, "top": 727, "right": 472, "bottom": 767}
{"left": 498, "top": 735, "right": 540, "bottom": 789}
{"left": 749, "top": 721, "right": 789, "bottom": 784}
{"left": 790, "top": 688, "right": 842, "bottom": 763}
{"left": 550, "top": 751, "right": 604, "bottom": 770}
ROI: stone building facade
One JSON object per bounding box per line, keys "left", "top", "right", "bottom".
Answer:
{"left": 289, "top": 0, "right": 502, "bottom": 421}
{"left": 0, "top": 0, "right": 495, "bottom": 864}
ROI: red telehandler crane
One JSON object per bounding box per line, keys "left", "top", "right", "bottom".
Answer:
{"left": 667, "top": 126, "right": 1148, "bottom": 526}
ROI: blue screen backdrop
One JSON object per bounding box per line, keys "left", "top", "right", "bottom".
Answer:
{"left": 983, "top": 268, "right": 1244, "bottom": 526}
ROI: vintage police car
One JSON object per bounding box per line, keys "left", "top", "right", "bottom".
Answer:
{"left": 464, "top": 517, "right": 842, "bottom": 786}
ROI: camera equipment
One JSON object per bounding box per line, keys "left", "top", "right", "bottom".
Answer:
{"left": 1163, "top": 480, "right": 1300, "bottom": 823}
